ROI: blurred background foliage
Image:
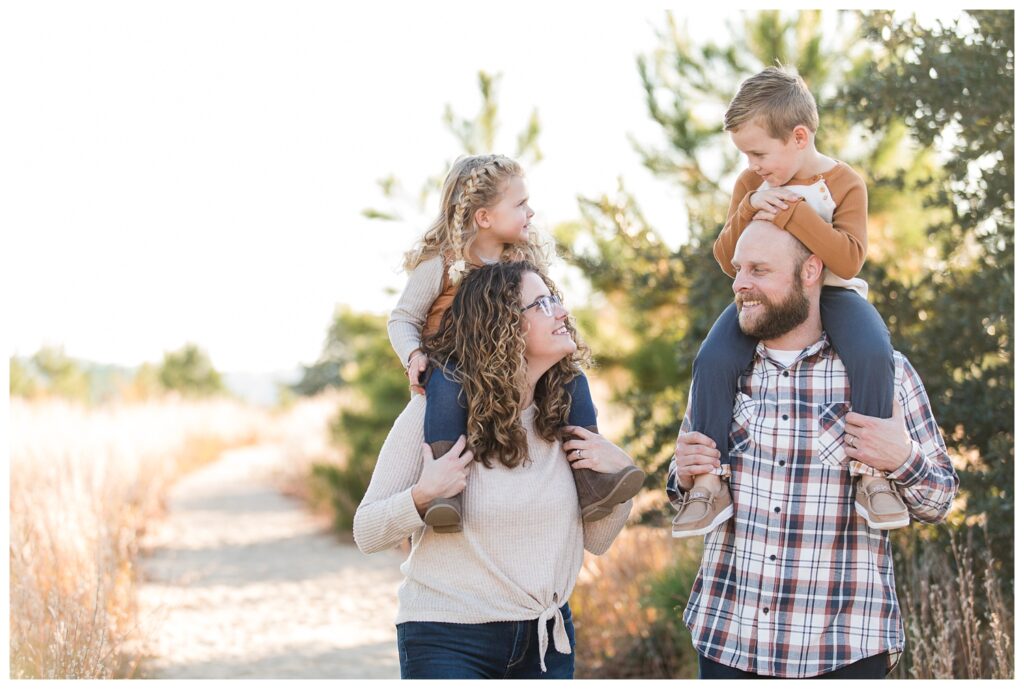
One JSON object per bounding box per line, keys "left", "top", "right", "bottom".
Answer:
{"left": 11, "top": 342, "right": 226, "bottom": 404}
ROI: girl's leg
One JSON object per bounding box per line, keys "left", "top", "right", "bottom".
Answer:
{"left": 423, "top": 364, "right": 469, "bottom": 446}
{"left": 564, "top": 373, "right": 597, "bottom": 429}
{"left": 820, "top": 287, "right": 894, "bottom": 418}
{"left": 563, "top": 373, "right": 645, "bottom": 521}
{"left": 422, "top": 364, "right": 469, "bottom": 532}
{"left": 689, "top": 302, "right": 758, "bottom": 466}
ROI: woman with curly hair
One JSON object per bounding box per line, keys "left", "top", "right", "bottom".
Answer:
{"left": 387, "top": 154, "right": 642, "bottom": 532}
{"left": 354, "top": 262, "right": 639, "bottom": 679}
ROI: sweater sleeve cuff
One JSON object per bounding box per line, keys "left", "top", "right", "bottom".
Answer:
{"left": 399, "top": 342, "right": 423, "bottom": 368}
{"left": 738, "top": 192, "right": 758, "bottom": 221}
{"left": 666, "top": 468, "right": 686, "bottom": 506}
{"left": 771, "top": 198, "right": 800, "bottom": 229}
{"left": 394, "top": 486, "right": 428, "bottom": 531}
{"left": 887, "top": 441, "right": 928, "bottom": 487}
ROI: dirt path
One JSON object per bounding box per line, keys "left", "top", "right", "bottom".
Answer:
{"left": 136, "top": 444, "right": 406, "bottom": 679}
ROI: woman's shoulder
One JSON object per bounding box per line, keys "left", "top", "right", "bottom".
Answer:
{"left": 390, "top": 393, "right": 427, "bottom": 437}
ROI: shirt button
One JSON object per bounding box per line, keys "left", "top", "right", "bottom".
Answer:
{"left": 778, "top": 460, "right": 786, "bottom": 467}
{"left": 782, "top": 371, "right": 789, "bottom": 378}
{"left": 762, "top": 607, "right": 769, "bottom": 615}
{"left": 782, "top": 414, "right": 789, "bottom": 421}
{"left": 769, "top": 555, "right": 777, "bottom": 562}
{"left": 774, "top": 506, "right": 781, "bottom": 513}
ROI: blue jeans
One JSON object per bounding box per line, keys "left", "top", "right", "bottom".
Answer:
{"left": 396, "top": 604, "right": 576, "bottom": 679}
{"left": 698, "top": 652, "right": 889, "bottom": 679}
{"left": 424, "top": 366, "right": 597, "bottom": 444}
{"left": 689, "top": 287, "right": 894, "bottom": 465}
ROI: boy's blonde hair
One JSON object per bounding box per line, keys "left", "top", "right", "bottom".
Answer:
{"left": 403, "top": 154, "right": 548, "bottom": 283}
{"left": 723, "top": 66, "right": 818, "bottom": 141}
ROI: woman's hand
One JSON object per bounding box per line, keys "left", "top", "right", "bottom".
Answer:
{"left": 560, "top": 426, "right": 634, "bottom": 474}
{"left": 411, "top": 435, "right": 474, "bottom": 515}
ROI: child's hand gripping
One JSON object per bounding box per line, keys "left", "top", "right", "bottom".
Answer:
{"left": 750, "top": 188, "right": 801, "bottom": 222}
{"left": 407, "top": 350, "right": 428, "bottom": 395}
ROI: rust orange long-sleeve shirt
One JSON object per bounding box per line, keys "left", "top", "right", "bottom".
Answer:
{"left": 713, "top": 161, "right": 869, "bottom": 280}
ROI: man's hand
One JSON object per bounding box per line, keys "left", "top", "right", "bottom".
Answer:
{"left": 844, "top": 398, "right": 913, "bottom": 473}
{"left": 673, "top": 430, "right": 721, "bottom": 492}
{"left": 407, "top": 350, "right": 428, "bottom": 395}
{"left": 750, "top": 188, "right": 801, "bottom": 216}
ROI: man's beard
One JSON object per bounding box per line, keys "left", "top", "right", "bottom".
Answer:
{"left": 736, "top": 276, "right": 810, "bottom": 341}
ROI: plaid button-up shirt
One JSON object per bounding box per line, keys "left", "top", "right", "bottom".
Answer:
{"left": 667, "top": 334, "right": 958, "bottom": 678}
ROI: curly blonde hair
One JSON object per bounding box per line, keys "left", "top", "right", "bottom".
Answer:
{"left": 423, "top": 261, "right": 591, "bottom": 469}
{"left": 403, "top": 154, "right": 550, "bottom": 283}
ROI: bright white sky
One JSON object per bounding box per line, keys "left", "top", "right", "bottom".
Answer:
{"left": 1, "top": 3, "right": 971, "bottom": 373}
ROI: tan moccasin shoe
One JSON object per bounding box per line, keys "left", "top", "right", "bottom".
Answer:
{"left": 671, "top": 476, "right": 734, "bottom": 538}
{"left": 854, "top": 475, "right": 910, "bottom": 530}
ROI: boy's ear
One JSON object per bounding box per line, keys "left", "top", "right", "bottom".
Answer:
{"left": 474, "top": 207, "right": 491, "bottom": 229}
{"left": 792, "top": 125, "right": 811, "bottom": 149}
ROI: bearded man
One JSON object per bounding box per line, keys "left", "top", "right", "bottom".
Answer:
{"left": 667, "top": 220, "right": 958, "bottom": 679}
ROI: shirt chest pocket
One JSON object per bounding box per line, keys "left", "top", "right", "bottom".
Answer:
{"left": 815, "top": 401, "right": 851, "bottom": 468}
{"left": 729, "top": 393, "right": 758, "bottom": 456}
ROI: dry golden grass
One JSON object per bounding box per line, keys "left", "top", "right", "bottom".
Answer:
{"left": 9, "top": 396, "right": 270, "bottom": 678}
{"left": 570, "top": 522, "right": 702, "bottom": 678}
{"left": 893, "top": 527, "right": 1014, "bottom": 679}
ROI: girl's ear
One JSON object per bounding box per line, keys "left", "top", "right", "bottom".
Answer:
{"left": 474, "top": 207, "right": 491, "bottom": 229}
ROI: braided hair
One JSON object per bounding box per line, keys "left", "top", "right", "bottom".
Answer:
{"left": 403, "top": 154, "right": 550, "bottom": 281}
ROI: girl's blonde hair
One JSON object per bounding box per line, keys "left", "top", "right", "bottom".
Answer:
{"left": 423, "top": 261, "right": 591, "bottom": 469}
{"left": 403, "top": 154, "right": 549, "bottom": 283}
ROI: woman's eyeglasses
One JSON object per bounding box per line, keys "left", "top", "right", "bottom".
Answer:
{"left": 519, "top": 294, "right": 562, "bottom": 318}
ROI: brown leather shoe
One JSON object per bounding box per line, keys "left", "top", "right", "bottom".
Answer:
{"left": 854, "top": 475, "right": 910, "bottom": 530}
{"left": 423, "top": 440, "right": 463, "bottom": 533}
{"left": 566, "top": 425, "right": 646, "bottom": 522}
{"left": 671, "top": 475, "right": 734, "bottom": 538}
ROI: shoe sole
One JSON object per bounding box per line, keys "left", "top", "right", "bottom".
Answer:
{"left": 671, "top": 503, "right": 734, "bottom": 538}
{"left": 855, "top": 502, "right": 910, "bottom": 530}
{"left": 424, "top": 504, "right": 462, "bottom": 533}
{"left": 580, "top": 466, "right": 646, "bottom": 522}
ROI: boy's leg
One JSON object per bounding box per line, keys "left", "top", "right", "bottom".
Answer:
{"left": 688, "top": 302, "right": 759, "bottom": 467}
{"left": 820, "top": 287, "right": 908, "bottom": 530}
{"left": 820, "top": 287, "right": 894, "bottom": 418}
{"left": 563, "top": 374, "right": 645, "bottom": 522}
{"left": 423, "top": 364, "right": 470, "bottom": 533}
{"left": 672, "top": 302, "right": 754, "bottom": 538}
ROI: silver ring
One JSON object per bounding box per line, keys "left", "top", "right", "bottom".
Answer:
{"left": 575, "top": 449, "right": 582, "bottom": 460}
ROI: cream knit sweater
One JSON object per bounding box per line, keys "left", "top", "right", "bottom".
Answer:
{"left": 354, "top": 394, "right": 632, "bottom": 669}
{"left": 387, "top": 255, "right": 444, "bottom": 367}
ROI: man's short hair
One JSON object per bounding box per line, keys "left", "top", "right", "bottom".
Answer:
{"left": 723, "top": 66, "right": 819, "bottom": 140}
{"left": 789, "top": 233, "right": 813, "bottom": 270}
